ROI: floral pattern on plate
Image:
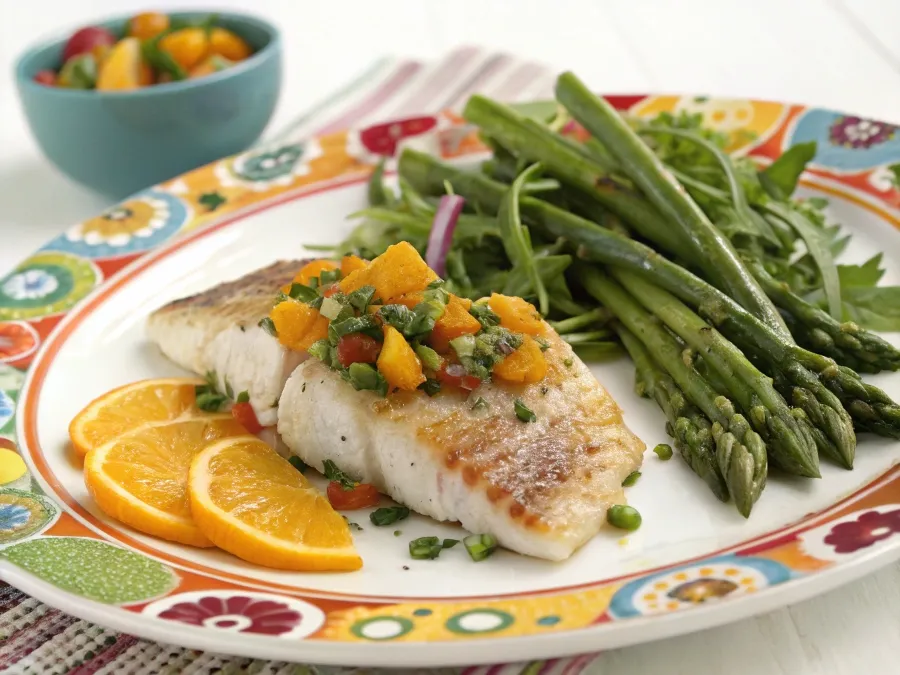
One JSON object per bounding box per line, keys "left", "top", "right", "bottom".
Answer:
{"left": 788, "top": 109, "right": 900, "bottom": 171}
{"left": 0, "top": 489, "right": 57, "bottom": 544}
{"left": 53, "top": 191, "right": 192, "bottom": 259}
{"left": 214, "top": 140, "right": 324, "bottom": 191}
{"left": 143, "top": 590, "right": 325, "bottom": 639}
{"left": 0, "top": 252, "right": 100, "bottom": 321}
{"left": 607, "top": 555, "right": 792, "bottom": 619}
{"left": 798, "top": 505, "right": 900, "bottom": 562}
{"left": 0, "top": 322, "right": 39, "bottom": 364}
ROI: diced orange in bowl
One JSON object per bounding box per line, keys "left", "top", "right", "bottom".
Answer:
{"left": 84, "top": 416, "right": 246, "bottom": 547}
{"left": 158, "top": 27, "right": 209, "bottom": 71}
{"left": 69, "top": 377, "right": 204, "bottom": 458}
{"left": 295, "top": 259, "right": 339, "bottom": 286}
{"left": 378, "top": 325, "right": 425, "bottom": 391}
{"left": 188, "top": 437, "right": 362, "bottom": 571}
{"left": 95, "top": 37, "right": 147, "bottom": 91}
{"left": 340, "top": 255, "right": 368, "bottom": 277}
{"left": 430, "top": 295, "right": 482, "bottom": 353}
{"left": 128, "top": 12, "right": 170, "bottom": 40}
{"left": 493, "top": 336, "right": 548, "bottom": 384}
{"left": 208, "top": 27, "right": 253, "bottom": 61}
{"left": 489, "top": 293, "right": 546, "bottom": 335}
{"left": 188, "top": 55, "right": 234, "bottom": 79}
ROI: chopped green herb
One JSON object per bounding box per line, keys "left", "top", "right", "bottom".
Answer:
{"left": 258, "top": 317, "right": 277, "bottom": 337}
{"left": 409, "top": 536, "right": 443, "bottom": 560}
{"left": 563, "top": 357, "right": 574, "bottom": 368}
{"left": 471, "top": 396, "right": 489, "bottom": 411}
{"left": 415, "top": 344, "right": 443, "bottom": 371}
{"left": 514, "top": 399, "right": 536, "bottom": 423}
{"left": 347, "top": 285, "right": 376, "bottom": 312}
{"left": 347, "top": 363, "right": 389, "bottom": 396}
{"left": 393, "top": 530, "right": 402, "bottom": 537}
{"left": 442, "top": 538, "right": 460, "bottom": 549}
{"left": 653, "top": 444, "right": 674, "bottom": 460}
{"left": 426, "top": 279, "right": 445, "bottom": 290}
{"left": 288, "top": 456, "right": 308, "bottom": 473}
{"left": 370, "top": 506, "right": 410, "bottom": 526}
{"left": 288, "top": 283, "right": 319, "bottom": 303}
{"left": 622, "top": 471, "right": 641, "bottom": 487}
{"left": 607, "top": 504, "right": 642, "bottom": 531}
{"left": 194, "top": 371, "right": 228, "bottom": 412}
{"left": 418, "top": 379, "right": 441, "bottom": 396}
{"left": 318, "top": 268, "right": 342, "bottom": 285}
{"left": 323, "top": 459, "right": 357, "bottom": 490}
{"left": 469, "top": 302, "right": 501, "bottom": 328}
{"left": 534, "top": 336, "right": 550, "bottom": 351}
{"left": 329, "top": 314, "right": 379, "bottom": 342}
{"left": 236, "top": 390, "right": 250, "bottom": 404}
{"left": 463, "top": 533, "right": 498, "bottom": 561}
{"left": 307, "top": 339, "right": 332, "bottom": 365}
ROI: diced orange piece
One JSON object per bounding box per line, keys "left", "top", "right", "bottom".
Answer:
{"left": 384, "top": 292, "right": 423, "bottom": 309}
{"left": 430, "top": 295, "right": 482, "bottom": 353}
{"left": 208, "top": 27, "right": 253, "bottom": 61}
{"left": 271, "top": 300, "right": 319, "bottom": 351}
{"left": 493, "top": 336, "right": 548, "bottom": 384}
{"left": 188, "top": 54, "right": 233, "bottom": 79}
{"left": 377, "top": 326, "right": 425, "bottom": 391}
{"left": 159, "top": 27, "right": 210, "bottom": 71}
{"left": 340, "top": 255, "right": 368, "bottom": 277}
{"left": 340, "top": 242, "right": 437, "bottom": 300}
{"left": 296, "top": 314, "right": 329, "bottom": 351}
{"left": 488, "top": 293, "right": 546, "bottom": 335}
{"left": 96, "top": 38, "right": 146, "bottom": 91}
{"left": 295, "top": 259, "right": 339, "bottom": 286}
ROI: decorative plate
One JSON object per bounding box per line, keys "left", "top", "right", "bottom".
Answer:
{"left": 2, "top": 97, "right": 900, "bottom": 669}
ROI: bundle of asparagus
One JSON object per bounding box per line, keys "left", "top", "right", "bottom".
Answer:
{"left": 330, "top": 72, "right": 900, "bottom": 517}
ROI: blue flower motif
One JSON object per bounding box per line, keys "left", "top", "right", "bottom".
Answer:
{"left": 0, "top": 391, "right": 13, "bottom": 430}
{"left": 0, "top": 503, "right": 31, "bottom": 531}
{"left": 1, "top": 270, "right": 58, "bottom": 302}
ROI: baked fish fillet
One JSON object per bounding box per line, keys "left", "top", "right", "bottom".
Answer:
{"left": 147, "top": 261, "right": 306, "bottom": 427}
{"left": 278, "top": 330, "right": 645, "bottom": 561}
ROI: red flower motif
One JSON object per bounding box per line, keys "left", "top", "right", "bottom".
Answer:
{"left": 824, "top": 509, "right": 900, "bottom": 554}
{"left": 0, "top": 322, "right": 38, "bottom": 363}
{"left": 359, "top": 116, "right": 438, "bottom": 156}
{"left": 157, "top": 595, "right": 302, "bottom": 636}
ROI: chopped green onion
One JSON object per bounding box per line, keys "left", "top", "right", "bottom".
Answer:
{"left": 418, "top": 379, "right": 441, "bottom": 396}
{"left": 347, "top": 285, "right": 376, "bottom": 312}
{"left": 347, "top": 362, "right": 389, "bottom": 396}
{"left": 307, "top": 339, "right": 332, "bottom": 364}
{"left": 409, "top": 536, "right": 443, "bottom": 560}
{"left": 194, "top": 371, "right": 228, "bottom": 412}
{"left": 258, "top": 317, "right": 277, "bottom": 337}
{"left": 318, "top": 268, "right": 342, "bottom": 285}
{"left": 442, "top": 538, "right": 460, "bottom": 549}
{"left": 514, "top": 399, "right": 536, "bottom": 423}
{"left": 653, "top": 444, "right": 673, "bottom": 460}
{"left": 370, "top": 506, "right": 410, "bottom": 526}
{"left": 289, "top": 283, "right": 319, "bottom": 303}
{"left": 288, "top": 456, "right": 308, "bottom": 473}
{"left": 394, "top": 529, "right": 402, "bottom": 537}
{"left": 415, "top": 344, "right": 442, "bottom": 371}
{"left": 450, "top": 334, "right": 476, "bottom": 359}
{"left": 606, "top": 505, "right": 642, "bottom": 531}
{"left": 323, "top": 459, "right": 357, "bottom": 490}
{"left": 463, "top": 533, "right": 498, "bottom": 561}
{"left": 469, "top": 302, "right": 500, "bottom": 328}
{"left": 236, "top": 390, "right": 250, "bottom": 404}
{"left": 622, "top": 471, "right": 641, "bottom": 487}
{"left": 329, "top": 314, "right": 379, "bottom": 340}
{"left": 319, "top": 296, "right": 346, "bottom": 320}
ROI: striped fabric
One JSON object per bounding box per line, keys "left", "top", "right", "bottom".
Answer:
{"left": 0, "top": 49, "right": 602, "bottom": 674}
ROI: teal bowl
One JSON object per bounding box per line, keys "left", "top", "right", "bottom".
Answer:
{"left": 14, "top": 11, "right": 282, "bottom": 199}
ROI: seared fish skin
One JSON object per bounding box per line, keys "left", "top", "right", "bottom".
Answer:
{"left": 278, "top": 331, "right": 645, "bottom": 561}
{"left": 148, "top": 261, "right": 306, "bottom": 427}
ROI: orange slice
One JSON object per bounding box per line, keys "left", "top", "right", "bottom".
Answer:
{"left": 84, "top": 416, "right": 245, "bottom": 547}
{"left": 188, "top": 437, "right": 362, "bottom": 571}
{"left": 69, "top": 378, "right": 204, "bottom": 457}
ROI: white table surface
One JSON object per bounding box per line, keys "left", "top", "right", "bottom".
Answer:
{"left": 2, "top": 0, "right": 899, "bottom": 672}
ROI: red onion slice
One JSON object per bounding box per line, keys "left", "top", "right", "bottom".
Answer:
{"left": 425, "top": 195, "right": 465, "bottom": 277}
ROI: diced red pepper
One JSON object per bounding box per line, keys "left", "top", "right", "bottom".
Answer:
{"left": 436, "top": 363, "right": 482, "bottom": 391}
{"left": 231, "top": 401, "right": 262, "bottom": 434}
{"left": 327, "top": 481, "right": 380, "bottom": 510}
{"left": 34, "top": 70, "right": 57, "bottom": 86}
{"left": 336, "top": 333, "right": 381, "bottom": 367}
{"left": 322, "top": 285, "right": 340, "bottom": 298}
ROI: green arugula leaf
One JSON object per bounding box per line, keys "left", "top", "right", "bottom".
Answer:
{"left": 837, "top": 253, "right": 885, "bottom": 288}
{"left": 759, "top": 141, "right": 817, "bottom": 200}
{"left": 322, "top": 459, "right": 358, "bottom": 490}
{"left": 838, "top": 286, "right": 900, "bottom": 331}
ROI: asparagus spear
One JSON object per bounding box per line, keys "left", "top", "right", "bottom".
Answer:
{"left": 585, "top": 271, "right": 766, "bottom": 514}
{"left": 398, "top": 149, "right": 894, "bottom": 441}
{"left": 746, "top": 258, "right": 900, "bottom": 373}
{"left": 607, "top": 267, "right": 819, "bottom": 477}
{"left": 554, "top": 71, "right": 791, "bottom": 339}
